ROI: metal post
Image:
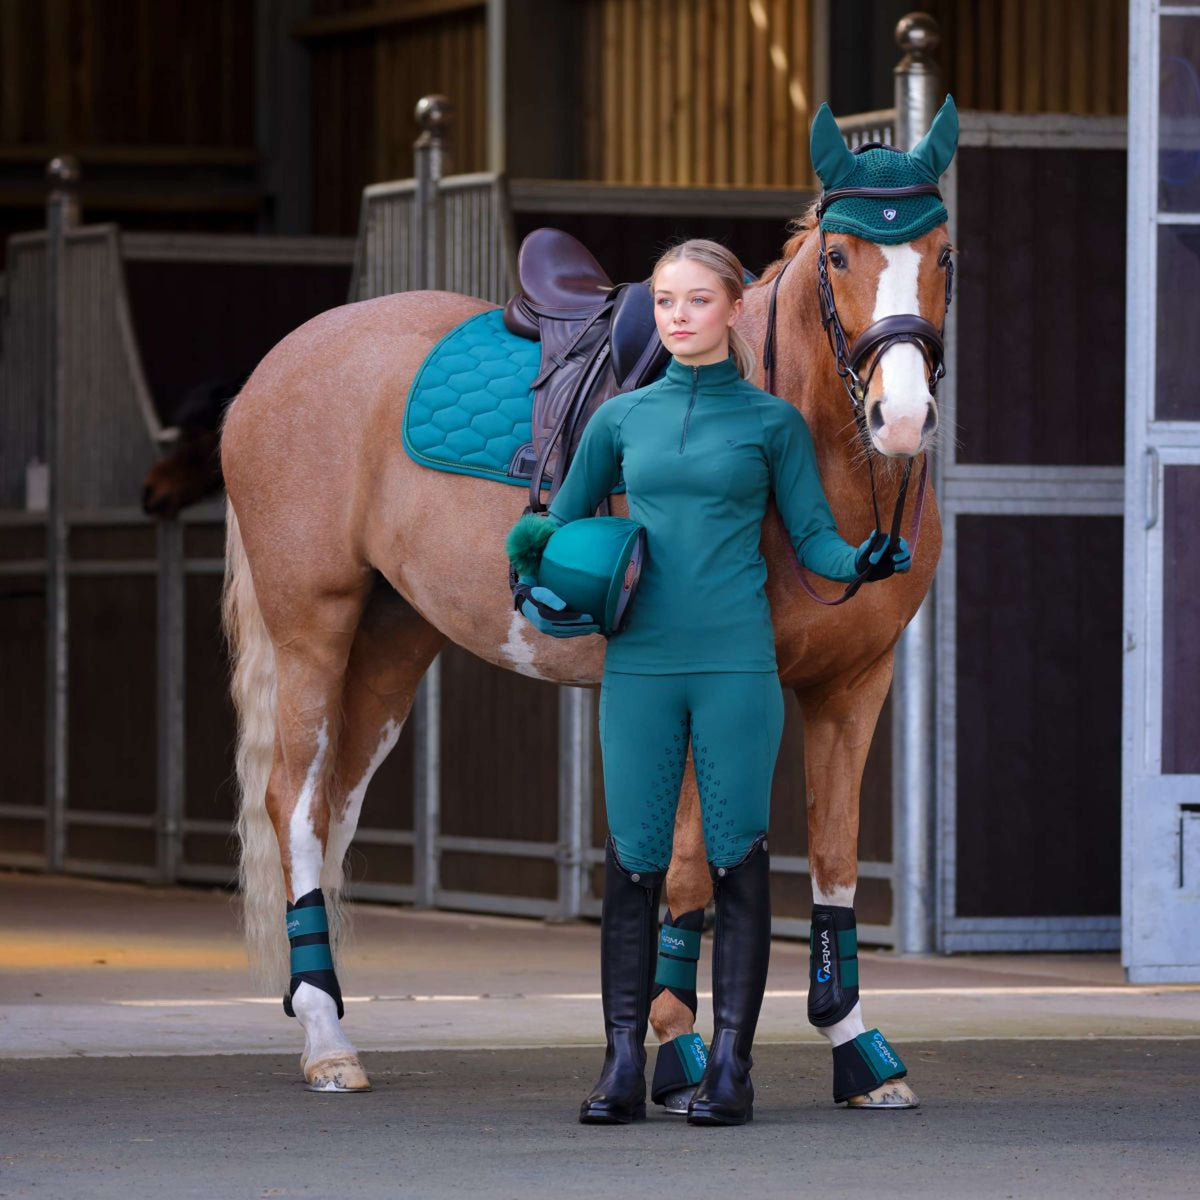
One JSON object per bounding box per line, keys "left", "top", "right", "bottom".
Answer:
{"left": 409, "top": 96, "right": 451, "bottom": 909}
{"left": 556, "top": 686, "right": 593, "bottom": 920}
{"left": 412, "top": 657, "right": 441, "bottom": 907}
{"left": 156, "top": 518, "right": 186, "bottom": 881}
{"left": 485, "top": 0, "right": 506, "bottom": 174}
{"left": 891, "top": 13, "right": 941, "bottom": 954}
{"left": 413, "top": 94, "right": 451, "bottom": 291}
{"left": 43, "top": 155, "right": 79, "bottom": 872}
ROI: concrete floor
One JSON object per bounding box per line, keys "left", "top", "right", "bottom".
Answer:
{"left": 2, "top": 872, "right": 1199, "bottom": 1199}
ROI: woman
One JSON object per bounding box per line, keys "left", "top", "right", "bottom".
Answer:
{"left": 507, "top": 240, "right": 909, "bottom": 1126}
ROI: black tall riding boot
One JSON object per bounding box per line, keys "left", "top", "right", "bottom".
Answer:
{"left": 687, "top": 835, "right": 771, "bottom": 1126}
{"left": 579, "top": 838, "right": 664, "bottom": 1124}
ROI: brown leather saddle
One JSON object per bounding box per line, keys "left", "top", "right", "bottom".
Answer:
{"left": 503, "top": 228, "right": 668, "bottom": 514}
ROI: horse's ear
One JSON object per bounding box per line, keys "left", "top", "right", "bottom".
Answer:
{"left": 809, "top": 102, "right": 856, "bottom": 191}
{"left": 908, "top": 95, "right": 959, "bottom": 180}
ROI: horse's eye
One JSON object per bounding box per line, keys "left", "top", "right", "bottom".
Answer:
{"left": 937, "top": 247, "right": 953, "bottom": 269}
{"left": 828, "top": 248, "right": 847, "bottom": 270}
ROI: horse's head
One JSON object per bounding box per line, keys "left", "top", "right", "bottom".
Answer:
{"left": 808, "top": 98, "right": 959, "bottom": 458}
{"left": 141, "top": 427, "right": 223, "bottom": 518}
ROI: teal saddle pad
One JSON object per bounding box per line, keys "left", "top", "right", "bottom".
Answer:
{"left": 404, "top": 308, "right": 630, "bottom": 490}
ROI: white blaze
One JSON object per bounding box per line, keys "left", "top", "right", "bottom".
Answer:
{"left": 872, "top": 244, "right": 931, "bottom": 431}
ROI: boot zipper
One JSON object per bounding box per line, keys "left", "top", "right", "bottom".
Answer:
{"left": 679, "top": 366, "right": 699, "bottom": 453}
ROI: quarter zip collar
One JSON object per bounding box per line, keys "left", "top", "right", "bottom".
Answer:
{"left": 664, "top": 355, "right": 741, "bottom": 389}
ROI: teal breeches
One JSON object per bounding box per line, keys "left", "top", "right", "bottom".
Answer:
{"left": 598, "top": 670, "right": 785, "bottom": 872}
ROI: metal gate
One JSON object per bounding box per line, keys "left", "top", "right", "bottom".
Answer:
{"left": 1122, "top": 0, "right": 1200, "bottom": 981}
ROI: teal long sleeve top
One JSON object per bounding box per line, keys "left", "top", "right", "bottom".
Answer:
{"left": 547, "top": 356, "right": 860, "bottom": 674}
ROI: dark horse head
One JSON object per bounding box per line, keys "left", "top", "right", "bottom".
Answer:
{"left": 142, "top": 375, "right": 247, "bottom": 518}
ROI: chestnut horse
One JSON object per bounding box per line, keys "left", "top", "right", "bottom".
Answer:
{"left": 220, "top": 200, "right": 949, "bottom": 1105}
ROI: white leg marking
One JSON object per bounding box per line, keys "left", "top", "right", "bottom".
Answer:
{"left": 293, "top": 980, "right": 356, "bottom": 1065}
{"left": 288, "top": 720, "right": 329, "bottom": 899}
{"left": 498, "top": 609, "right": 552, "bottom": 680}
{"left": 325, "top": 718, "right": 402, "bottom": 872}
{"left": 872, "top": 244, "right": 933, "bottom": 450}
{"left": 812, "top": 882, "right": 856, "bottom": 909}
{"left": 817, "top": 1000, "right": 868, "bottom": 1048}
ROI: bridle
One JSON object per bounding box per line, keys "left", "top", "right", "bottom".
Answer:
{"left": 761, "top": 148, "right": 954, "bottom": 605}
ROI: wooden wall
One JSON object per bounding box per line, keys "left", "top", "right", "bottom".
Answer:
{"left": 578, "top": 0, "right": 815, "bottom": 187}
{"left": 0, "top": 0, "right": 258, "bottom": 239}
{"left": 933, "top": 0, "right": 1129, "bottom": 115}
{"left": 301, "top": 0, "right": 488, "bottom": 235}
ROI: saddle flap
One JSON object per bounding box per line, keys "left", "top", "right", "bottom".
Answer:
{"left": 503, "top": 294, "right": 541, "bottom": 340}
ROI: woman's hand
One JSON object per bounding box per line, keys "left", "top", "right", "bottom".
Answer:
{"left": 512, "top": 575, "right": 601, "bottom": 638}
{"left": 854, "top": 532, "right": 912, "bottom": 581}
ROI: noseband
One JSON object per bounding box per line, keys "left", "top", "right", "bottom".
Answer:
{"left": 761, "top": 152, "right": 954, "bottom": 605}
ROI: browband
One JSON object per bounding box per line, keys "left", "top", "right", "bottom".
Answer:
{"left": 817, "top": 183, "right": 943, "bottom": 219}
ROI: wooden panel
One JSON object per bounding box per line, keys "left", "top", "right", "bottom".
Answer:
{"left": 955, "top": 146, "right": 1126, "bottom": 466}
{"left": 0, "top": 575, "right": 45, "bottom": 813}
{"left": 67, "top": 576, "right": 157, "bottom": 819}
{"left": 0, "top": 0, "right": 254, "bottom": 150}
{"left": 955, "top": 515, "right": 1122, "bottom": 918}
{"left": 931, "top": 0, "right": 1128, "bottom": 116}
{"left": 582, "top": 0, "right": 814, "bottom": 186}
{"left": 310, "top": 0, "right": 488, "bottom": 235}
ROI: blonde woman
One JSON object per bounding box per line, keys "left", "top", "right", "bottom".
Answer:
{"left": 509, "top": 240, "right": 908, "bottom": 1125}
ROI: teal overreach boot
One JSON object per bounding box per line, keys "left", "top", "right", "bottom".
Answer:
{"left": 579, "top": 839, "right": 664, "bottom": 1124}
{"left": 687, "top": 836, "right": 771, "bottom": 1126}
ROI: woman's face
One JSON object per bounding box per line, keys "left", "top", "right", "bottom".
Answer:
{"left": 652, "top": 258, "right": 743, "bottom": 366}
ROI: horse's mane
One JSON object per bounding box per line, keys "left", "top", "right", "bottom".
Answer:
{"left": 752, "top": 196, "right": 821, "bottom": 288}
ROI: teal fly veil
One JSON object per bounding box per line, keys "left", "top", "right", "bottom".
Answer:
{"left": 538, "top": 516, "right": 646, "bottom": 637}
{"left": 808, "top": 96, "right": 959, "bottom": 245}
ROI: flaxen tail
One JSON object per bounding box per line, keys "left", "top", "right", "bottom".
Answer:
{"left": 222, "top": 503, "right": 288, "bottom": 991}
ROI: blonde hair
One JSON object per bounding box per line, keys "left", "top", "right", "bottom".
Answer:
{"left": 650, "top": 239, "right": 757, "bottom": 379}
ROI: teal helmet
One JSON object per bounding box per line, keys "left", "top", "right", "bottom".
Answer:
{"left": 538, "top": 516, "right": 646, "bottom": 636}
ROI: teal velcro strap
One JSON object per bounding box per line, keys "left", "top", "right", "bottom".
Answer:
{"left": 839, "top": 957, "right": 859, "bottom": 988}
{"left": 655, "top": 953, "right": 698, "bottom": 992}
{"left": 671, "top": 1033, "right": 709, "bottom": 1085}
{"left": 853, "top": 1028, "right": 906, "bottom": 1084}
{"left": 286, "top": 907, "right": 329, "bottom": 939}
{"left": 659, "top": 926, "right": 701, "bottom": 961}
{"left": 290, "top": 943, "right": 334, "bottom": 974}
{"left": 837, "top": 927, "right": 858, "bottom": 959}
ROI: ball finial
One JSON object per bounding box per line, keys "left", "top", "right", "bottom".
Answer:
{"left": 895, "top": 12, "right": 940, "bottom": 56}
{"left": 415, "top": 94, "right": 452, "bottom": 134}
{"left": 46, "top": 155, "right": 80, "bottom": 186}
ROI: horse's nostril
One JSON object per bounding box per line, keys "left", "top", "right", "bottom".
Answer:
{"left": 868, "top": 403, "right": 885, "bottom": 434}
{"left": 922, "top": 405, "right": 938, "bottom": 437}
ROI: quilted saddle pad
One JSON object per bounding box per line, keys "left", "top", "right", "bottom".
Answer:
{"left": 403, "top": 308, "right": 547, "bottom": 487}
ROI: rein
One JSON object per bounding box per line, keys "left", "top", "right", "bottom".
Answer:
{"left": 761, "top": 174, "right": 952, "bottom": 607}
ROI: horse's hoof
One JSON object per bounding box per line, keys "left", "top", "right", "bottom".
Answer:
{"left": 845, "top": 1079, "right": 919, "bottom": 1109}
{"left": 659, "top": 1086, "right": 696, "bottom": 1115}
{"left": 304, "top": 1053, "right": 372, "bottom": 1093}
